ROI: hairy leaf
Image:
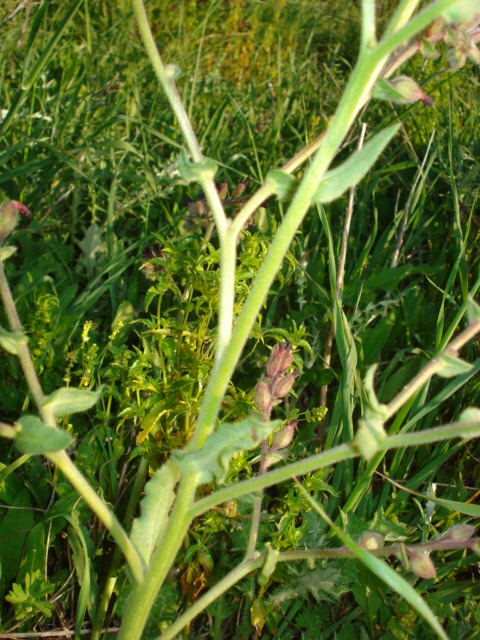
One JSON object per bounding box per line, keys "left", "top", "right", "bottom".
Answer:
{"left": 313, "top": 124, "right": 399, "bottom": 203}
{"left": 173, "top": 415, "right": 279, "bottom": 484}
{"left": 42, "top": 387, "right": 103, "bottom": 417}
{"left": 130, "top": 460, "right": 181, "bottom": 566}
{"left": 15, "top": 415, "right": 73, "bottom": 454}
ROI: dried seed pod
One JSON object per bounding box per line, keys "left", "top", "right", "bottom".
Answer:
{"left": 442, "top": 524, "right": 475, "bottom": 542}
{"left": 269, "top": 421, "right": 296, "bottom": 453}
{"left": 358, "top": 531, "right": 383, "bottom": 550}
{"left": 271, "top": 373, "right": 296, "bottom": 399}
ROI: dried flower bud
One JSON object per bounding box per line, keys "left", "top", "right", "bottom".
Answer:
{"left": 406, "top": 549, "right": 437, "bottom": 580}
{"left": 358, "top": 531, "right": 383, "bottom": 550}
{"left": 197, "top": 548, "right": 214, "bottom": 576}
{"left": 442, "top": 524, "right": 475, "bottom": 542}
{"left": 218, "top": 182, "right": 228, "bottom": 201}
{"left": 269, "top": 421, "right": 296, "bottom": 453}
{"left": 266, "top": 342, "right": 293, "bottom": 379}
{"left": 0, "top": 200, "right": 32, "bottom": 245}
{"left": 254, "top": 380, "right": 271, "bottom": 415}
{"left": 231, "top": 179, "right": 248, "bottom": 199}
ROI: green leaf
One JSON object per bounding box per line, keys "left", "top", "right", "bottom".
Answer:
{"left": 15, "top": 415, "right": 73, "bottom": 455}
{"left": 130, "top": 460, "right": 181, "bottom": 566}
{"left": 0, "top": 325, "right": 28, "bottom": 355}
{"left": 42, "top": 386, "right": 103, "bottom": 417}
{"left": 441, "top": 0, "right": 478, "bottom": 23}
{"left": 178, "top": 148, "right": 217, "bottom": 183}
{"left": 313, "top": 124, "right": 399, "bottom": 203}
{"left": 265, "top": 169, "right": 298, "bottom": 201}
{"left": 354, "top": 366, "right": 388, "bottom": 460}
{"left": 173, "top": 415, "right": 279, "bottom": 484}
{"left": 0, "top": 245, "right": 17, "bottom": 260}
{"left": 436, "top": 354, "right": 473, "bottom": 378}
{"left": 466, "top": 296, "right": 480, "bottom": 324}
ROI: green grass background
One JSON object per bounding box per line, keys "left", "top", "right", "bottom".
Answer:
{"left": 0, "top": 1, "right": 480, "bottom": 638}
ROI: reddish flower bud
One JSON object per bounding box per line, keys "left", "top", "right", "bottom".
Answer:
{"left": 266, "top": 342, "right": 293, "bottom": 379}
{"left": 0, "top": 200, "right": 32, "bottom": 245}
{"left": 254, "top": 380, "right": 271, "bottom": 415}
{"left": 271, "top": 372, "right": 297, "bottom": 399}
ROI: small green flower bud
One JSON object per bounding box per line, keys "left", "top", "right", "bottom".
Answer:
{"left": 374, "top": 76, "right": 433, "bottom": 107}
{"left": 250, "top": 598, "right": 266, "bottom": 634}
{"left": 406, "top": 549, "right": 437, "bottom": 580}
{"left": 442, "top": 524, "right": 475, "bottom": 542}
{"left": 266, "top": 342, "right": 293, "bottom": 379}
{"left": 254, "top": 380, "right": 271, "bottom": 415}
{"left": 358, "top": 531, "right": 383, "bottom": 550}
{"left": 0, "top": 200, "right": 31, "bottom": 245}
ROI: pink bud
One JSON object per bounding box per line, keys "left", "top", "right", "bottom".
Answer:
{"left": 389, "top": 75, "right": 433, "bottom": 107}
{"left": 266, "top": 342, "right": 293, "bottom": 379}
{"left": 270, "top": 373, "right": 296, "bottom": 399}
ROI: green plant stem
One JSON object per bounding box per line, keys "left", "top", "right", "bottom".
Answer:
{"left": 385, "top": 0, "right": 423, "bottom": 36}
{"left": 0, "top": 259, "right": 45, "bottom": 408}
{"left": 158, "top": 558, "right": 263, "bottom": 640}
{"left": 158, "top": 533, "right": 479, "bottom": 640}
{"left": 0, "top": 257, "right": 144, "bottom": 584}
{"left": 47, "top": 450, "right": 144, "bottom": 583}
{"left": 385, "top": 319, "right": 480, "bottom": 418}
{"left": 191, "top": 419, "right": 480, "bottom": 517}
{"left": 118, "top": 478, "right": 198, "bottom": 640}
{"left": 130, "top": 0, "right": 234, "bottom": 353}
{"left": 361, "top": 0, "right": 377, "bottom": 49}
{"left": 191, "top": 48, "right": 387, "bottom": 450}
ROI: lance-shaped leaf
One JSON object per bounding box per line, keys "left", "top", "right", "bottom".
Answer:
{"left": 0, "top": 245, "right": 17, "bottom": 261}
{"left": 436, "top": 354, "right": 473, "bottom": 378}
{"left": 42, "top": 387, "right": 103, "bottom": 417}
{"left": 313, "top": 124, "right": 399, "bottom": 204}
{"left": 15, "top": 415, "right": 74, "bottom": 455}
{"left": 0, "top": 325, "right": 28, "bottom": 355}
{"left": 265, "top": 169, "right": 298, "bottom": 201}
{"left": 466, "top": 296, "right": 480, "bottom": 324}
{"left": 173, "top": 415, "right": 279, "bottom": 484}
{"left": 178, "top": 148, "right": 217, "bottom": 183}
{"left": 130, "top": 460, "right": 181, "bottom": 566}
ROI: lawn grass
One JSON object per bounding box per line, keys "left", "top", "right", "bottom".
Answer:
{"left": 1, "top": 1, "right": 480, "bottom": 638}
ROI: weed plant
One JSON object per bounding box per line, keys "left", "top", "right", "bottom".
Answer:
{"left": 1, "top": 1, "right": 480, "bottom": 639}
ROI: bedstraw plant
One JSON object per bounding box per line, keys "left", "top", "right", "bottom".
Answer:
{"left": 1, "top": 0, "right": 480, "bottom": 638}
